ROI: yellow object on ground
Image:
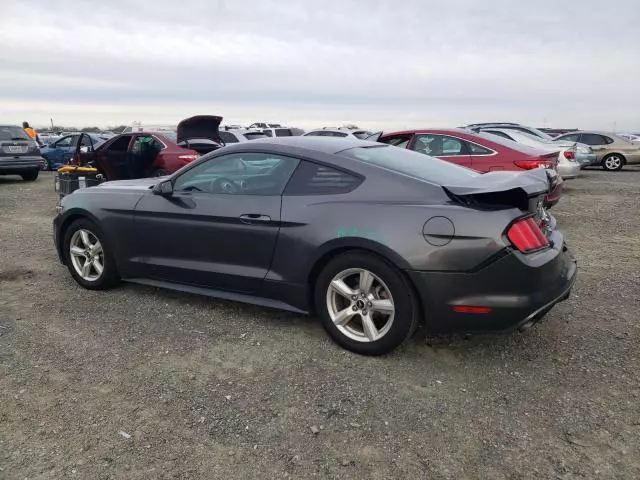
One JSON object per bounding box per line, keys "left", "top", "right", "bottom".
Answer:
{"left": 57, "top": 166, "right": 98, "bottom": 174}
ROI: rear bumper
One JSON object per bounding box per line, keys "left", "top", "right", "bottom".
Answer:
{"left": 557, "top": 162, "right": 581, "bottom": 179}
{"left": 406, "top": 238, "right": 577, "bottom": 334}
{"left": 0, "top": 156, "right": 43, "bottom": 173}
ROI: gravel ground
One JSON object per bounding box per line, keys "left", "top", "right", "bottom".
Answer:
{"left": 1, "top": 169, "right": 639, "bottom": 479}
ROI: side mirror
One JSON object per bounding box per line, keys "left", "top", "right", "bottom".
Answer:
{"left": 153, "top": 179, "right": 173, "bottom": 196}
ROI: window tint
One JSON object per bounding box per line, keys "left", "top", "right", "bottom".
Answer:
{"left": 380, "top": 135, "right": 412, "bottom": 148}
{"left": 411, "top": 134, "right": 466, "bottom": 156}
{"left": 466, "top": 142, "right": 494, "bottom": 155}
{"left": 0, "top": 126, "right": 31, "bottom": 141}
{"left": 174, "top": 153, "right": 299, "bottom": 196}
{"left": 55, "top": 135, "right": 74, "bottom": 148}
{"left": 285, "top": 161, "right": 362, "bottom": 195}
{"left": 558, "top": 133, "right": 580, "bottom": 142}
{"left": 579, "top": 133, "right": 607, "bottom": 146}
{"left": 106, "top": 135, "right": 132, "bottom": 151}
{"left": 219, "top": 131, "right": 239, "bottom": 143}
{"left": 342, "top": 145, "right": 479, "bottom": 185}
{"left": 263, "top": 130, "right": 273, "bottom": 137}
{"left": 274, "top": 129, "right": 292, "bottom": 137}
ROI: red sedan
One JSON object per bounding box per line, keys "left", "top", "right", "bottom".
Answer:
{"left": 376, "top": 128, "right": 563, "bottom": 206}
{"left": 72, "top": 132, "right": 199, "bottom": 180}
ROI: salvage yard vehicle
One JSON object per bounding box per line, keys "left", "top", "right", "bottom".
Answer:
{"left": 0, "top": 124, "right": 43, "bottom": 181}
{"left": 71, "top": 115, "right": 225, "bottom": 180}
{"left": 40, "top": 132, "right": 108, "bottom": 171}
{"left": 553, "top": 131, "right": 640, "bottom": 171}
{"left": 372, "top": 128, "right": 564, "bottom": 207}
{"left": 478, "top": 129, "right": 586, "bottom": 178}
{"left": 53, "top": 137, "right": 577, "bottom": 356}
{"left": 303, "top": 127, "right": 373, "bottom": 139}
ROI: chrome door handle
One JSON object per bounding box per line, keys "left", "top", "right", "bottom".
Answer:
{"left": 239, "top": 214, "right": 271, "bottom": 223}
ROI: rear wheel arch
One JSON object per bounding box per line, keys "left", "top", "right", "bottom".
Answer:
{"left": 306, "top": 240, "right": 419, "bottom": 315}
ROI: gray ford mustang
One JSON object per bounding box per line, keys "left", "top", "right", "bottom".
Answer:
{"left": 53, "top": 137, "right": 577, "bottom": 355}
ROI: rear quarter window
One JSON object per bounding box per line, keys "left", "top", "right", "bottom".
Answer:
{"left": 284, "top": 161, "right": 363, "bottom": 195}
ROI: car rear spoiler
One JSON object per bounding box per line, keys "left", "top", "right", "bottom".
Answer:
{"left": 442, "top": 168, "right": 552, "bottom": 211}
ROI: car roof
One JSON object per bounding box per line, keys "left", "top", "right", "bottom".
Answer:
{"left": 382, "top": 128, "right": 473, "bottom": 136}
{"left": 221, "top": 136, "right": 374, "bottom": 155}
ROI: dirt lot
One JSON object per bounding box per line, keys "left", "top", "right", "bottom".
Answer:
{"left": 1, "top": 168, "right": 639, "bottom": 479}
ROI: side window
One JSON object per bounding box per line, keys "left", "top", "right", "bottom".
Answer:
{"left": 131, "top": 135, "right": 163, "bottom": 155}
{"left": 263, "top": 130, "right": 274, "bottom": 137}
{"left": 411, "top": 134, "right": 459, "bottom": 156}
{"left": 603, "top": 136, "right": 614, "bottom": 144}
{"left": 441, "top": 136, "right": 465, "bottom": 155}
{"left": 219, "top": 131, "right": 239, "bottom": 143}
{"left": 284, "top": 161, "right": 362, "bottom": 195}
{"left": 579, "top": 133, "right": 606, "bottom": 146}
{"left": 173, "top": 153, "right": 299, "bottom": 196}
{"left": 559, "top": 133, "right": 580, "bottom": 142}
{"left": 106, "top": 135, "right": 132, "bottom": 152}
{"left": 466, "top": 142, "right": 494, "bottom": 155}
{"left": 327, "top": 131, "right": 348, "bottom": 137}
{"left": 55, "top": 136, "right": 74, "bottom": 148}
{"left": 380, "top": 135, "right": 412, "bottom": 149}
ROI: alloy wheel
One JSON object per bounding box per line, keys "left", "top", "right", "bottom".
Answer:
{"left": 604, "top": 156, "right": 622, "bottom": 170}
{"left": 69, "top": 229, "right": 104, "bottom": 282}
{"left": 326, "top": 268, "right": 395, "bottom": 343}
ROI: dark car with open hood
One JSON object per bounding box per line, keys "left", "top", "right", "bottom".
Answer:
{"left": 0, "top": 125, "right": 43, "bottom": 181}
{"left": 53, "top": 137, "right": 576, "bottom": 355}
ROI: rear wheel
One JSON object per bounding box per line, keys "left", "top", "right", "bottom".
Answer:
{"left": 601, "top": 154, "right": 624, "bottom": 171}
{"left": 63, "top": 219, "right": 120, "bottom": 290}
{"left": 21, "top": 170, "right": 39, "bottom": 181}
{"left": 315, "top": 251, "right": 418, "bottom": 355}
{"left": 41, "top": 157, "right": 50, "bottom": 171}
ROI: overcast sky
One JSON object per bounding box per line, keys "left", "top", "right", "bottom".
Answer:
{"left": 1, "top": 0, "right": 639, "bottom": 130}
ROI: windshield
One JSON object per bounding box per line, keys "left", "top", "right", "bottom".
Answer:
{"left": 244, "top": 132, "right": 268, "bottom": 140}
{"left": 341, "top": 145, "right": 479, "bottom": 185}
{"left": 522, "top": 126, "right": 554, "bottom": 141}
{"left": 0, "top": 126, "right": 31, "bottom": 141}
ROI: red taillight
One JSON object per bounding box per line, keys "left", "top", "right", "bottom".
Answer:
{"left": 178, "top": 154, "right": 199, "bottom": 163}
{"left": 563, "top": 150, "right": 575, "bottom": 160}
{"left": 506, "top": 217, "right": 549, "bottom": 253}
{"left": 513, "top": 159, "right": 552, "bottom": 170}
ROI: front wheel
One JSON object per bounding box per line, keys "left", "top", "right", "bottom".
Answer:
{"left": 602, "top": 154, "right": 624, "bottom": 171}
{"left": 21, "top": 170, "right": 39, "bottom": 181}
{"left": 63, "top": 219, "right": 120, "bottom": 290}
{"left": 315, "top": 251, "right": 418, "bottom": 355}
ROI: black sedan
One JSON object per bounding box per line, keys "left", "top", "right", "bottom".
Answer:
{"left": 53, "top": 137, "right": 577, "bottom": 355}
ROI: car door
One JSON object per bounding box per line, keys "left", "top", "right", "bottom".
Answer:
{"left": 49, "top": 135, "right": 77, "bottom": 166}
{"left": 408, "top": 134, "right": 472, "bottom": 167}
{"left": 577, "top": 133, "right": 608, "bottom": 160}
{"left": 132, "top": 152, "right": 300, "bottom": 293}
{"left": 92, "top": 134, "right": 134, "bottom": 179}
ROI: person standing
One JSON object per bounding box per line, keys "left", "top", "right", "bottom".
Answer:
{"left": 23, "top": 121, "right": 40, "bottom": 144}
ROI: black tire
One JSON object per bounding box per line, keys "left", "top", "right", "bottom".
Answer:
{"left": 62, "top": 219, "right": 120, "bottom": 290}
{"left": 21, "top": 170, "right": 39, "bottom": 181}
{"left": 601, "top": 154, "right": 625, "bottom": 171}
{"left": 314, "top": 251, "right": 418, "bottom": 356}
{"left": 41, "top": 157, "right": 50, "bottom": 171}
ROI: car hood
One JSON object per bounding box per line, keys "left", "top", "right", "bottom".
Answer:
{"left": 94, "top": 177, "right": 164, "bottom": 191}
{"left": 177, "top": 115, "right": 222, "bottom": 143}
{"left": 443, "top": 168, "right": 550, "bottom": 197}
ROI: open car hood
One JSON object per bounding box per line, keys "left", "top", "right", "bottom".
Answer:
{"left": 176, "top": 115, "right": 222, "bottom": 144}
{"left": 443, "top": 168, "right": 551, "bottom": 197}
